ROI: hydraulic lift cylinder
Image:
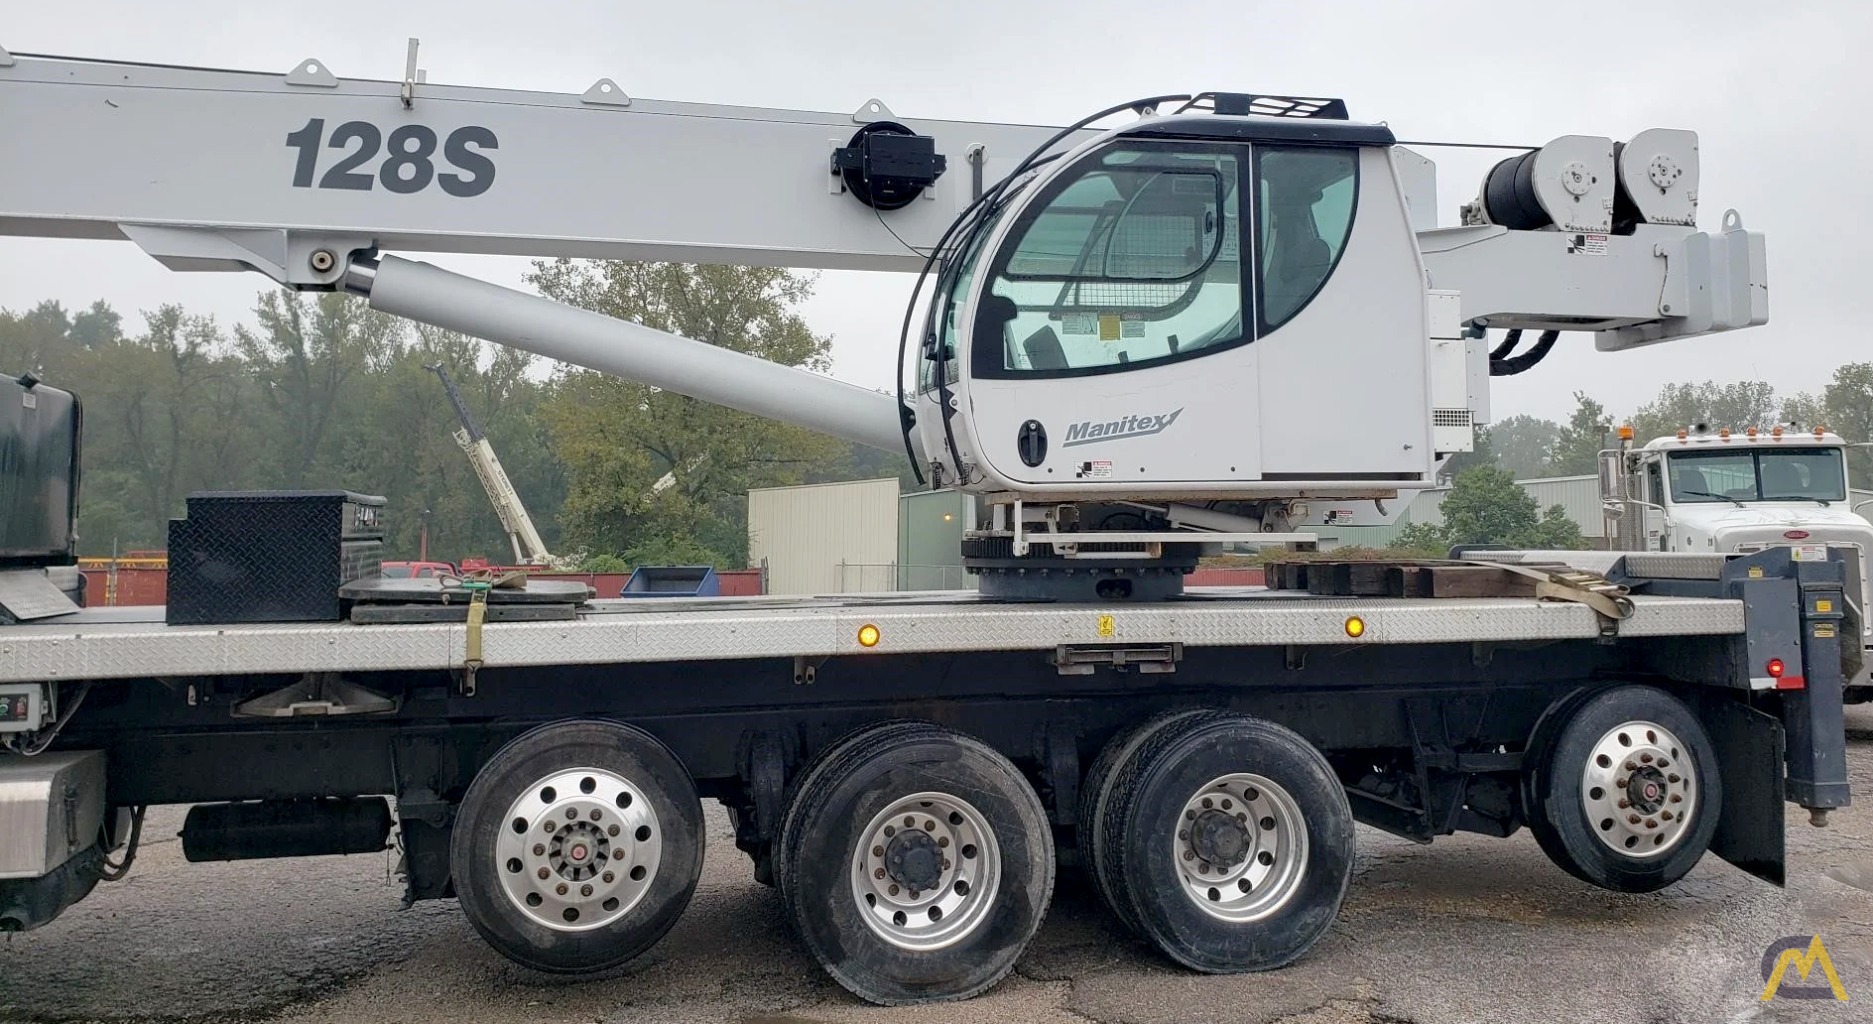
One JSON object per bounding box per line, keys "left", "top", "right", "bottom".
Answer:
{"left": 348, "top": 256, "right": 917, "bottom": 459}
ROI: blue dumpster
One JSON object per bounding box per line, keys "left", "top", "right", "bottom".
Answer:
{"left": 619, "top": 565, "right": 720, "bottom": 598}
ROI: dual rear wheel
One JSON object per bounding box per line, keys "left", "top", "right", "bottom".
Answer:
{"left": 448, "top": 714, "right": 1358, "bottom": 998}
{"left": 1080, "top": 711, "right": 1356, "bottom": 973}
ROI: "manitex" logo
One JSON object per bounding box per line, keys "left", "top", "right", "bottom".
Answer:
{"left": 1062, "top": 408, "right": 1183, "bottom": 448}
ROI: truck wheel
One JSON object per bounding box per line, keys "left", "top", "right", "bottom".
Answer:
{"left": 450, "top": 719, "right": 704, "bottom": 973}
{"left": 1527, "top": 685, "right": 1721, "bottom": 892}
{"left": 1105, "top": 713, "right": 1354, "bottom": 973}
{"left": 1077, "top": 707, "right": 1206, "bottom": 932}
{"left": 776, "top": 722, "right": 1053, "bottom": 1005}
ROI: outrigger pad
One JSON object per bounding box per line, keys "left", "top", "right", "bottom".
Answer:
{"left": 338, "top": 576, "right": 594, "bottom": 605}
{"left": 0, "top": 568, "right": 80, "bottom": 623}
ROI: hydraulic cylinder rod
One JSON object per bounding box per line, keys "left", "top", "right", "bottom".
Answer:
{"left": 347, "top": 256, "right": 917, "bottom": 458}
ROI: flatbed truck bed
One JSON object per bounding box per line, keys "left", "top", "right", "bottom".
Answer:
{"left": 0, "top": 550, "right": 1853, "bottom": 1004}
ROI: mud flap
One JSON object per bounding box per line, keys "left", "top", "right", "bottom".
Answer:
{"left": 1701, "top": 697, "right": 1785, "bottom": 886}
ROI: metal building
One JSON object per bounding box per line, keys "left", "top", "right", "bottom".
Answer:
{"left": 747, "top": 478, "right": 900, "bottom": 595}
{"left": 1518, "top": 475, "right": 1608, "bottom": 540}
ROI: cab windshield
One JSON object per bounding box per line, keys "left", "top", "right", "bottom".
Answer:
{"left": 1667, "top": 447, "right": 1847, "bottom": 503}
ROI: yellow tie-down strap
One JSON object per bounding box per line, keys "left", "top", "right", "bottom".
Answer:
{"left": 1483, "top": 562, "right": 1635, "bottom": 633}
{"left": 451, "top": 570, "right": 530, "bottom": 693}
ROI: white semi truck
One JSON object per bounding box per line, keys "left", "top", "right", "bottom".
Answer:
{"left": 0, "top": 41, "right": 1848, "bottom": 1008}
{"left": 1601, "top": 425, "right": 1873, "bottom": 697}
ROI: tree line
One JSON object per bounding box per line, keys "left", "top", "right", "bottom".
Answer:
{"left": 11, "top": 259, "right": 1870, "bottom": 567}
{"left": 1399, "top": 373, "right": 1873, "bottom": 554}
{"left": 0, "top": 262, "right": 907, "bottom": 567}
{"left": 1452, "top": 375, "right": 1873, "bottom": 484}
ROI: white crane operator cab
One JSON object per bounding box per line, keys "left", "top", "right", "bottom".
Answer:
{"left": 913, "top": 109, "right": 1429, "bottom": 502}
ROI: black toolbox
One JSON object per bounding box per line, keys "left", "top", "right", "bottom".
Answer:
{"left": 166, "top": 490, "right": 386, "bottom": 624}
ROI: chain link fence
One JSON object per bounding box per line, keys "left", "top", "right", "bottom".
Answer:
{"left": 835, "top": 562, "right": 974, "bottom": 592}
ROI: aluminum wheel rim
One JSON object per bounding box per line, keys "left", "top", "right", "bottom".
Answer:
{"left": 1172, "top": 773, "right": 1309, "bottom": 922}
{"left": 849, "top": 791, "right": 1001, "bottom": 951}
{"left": 1580, "top": 719, "right": 1696, "bottom": 858}
{"left": 494, "top": 767, "right": 662, "bottom": 932}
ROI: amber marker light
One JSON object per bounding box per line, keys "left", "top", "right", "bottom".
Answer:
{"left": 857, "top": 624, "right": 881, "bottom": 648}
{"left": 1344, "top": 616, "right": 1366, "bottom": 638}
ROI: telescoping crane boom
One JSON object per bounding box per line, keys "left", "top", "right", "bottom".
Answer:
{"left": 0, "top": 42, "right": 1769, "bottom": 600}
{"left": 426, "top": 362, "right": 555, "bottom": 567}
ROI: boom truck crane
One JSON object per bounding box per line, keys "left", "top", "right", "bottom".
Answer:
{"left": 0, "top": 43, "right": 1842, "bottom": 1008}
{"left": 426, "top": 361, "right": 557, "bottom": 567}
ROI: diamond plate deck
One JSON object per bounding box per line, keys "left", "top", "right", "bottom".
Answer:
{"left": 0, "top": 591, "right": 1744, "bottom": 684}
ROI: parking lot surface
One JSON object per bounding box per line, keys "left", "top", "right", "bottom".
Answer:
{"left": 4, "top": 707, "right": 1870, "bottom": 1024}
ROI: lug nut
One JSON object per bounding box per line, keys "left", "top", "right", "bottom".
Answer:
{"left": 874, "top": 867, "right": 885, "bottom": 879}
{"left": 1640, "top": 753, "right": 1654, "bottom": 764}
{"left": 941, "top": 859, "right": 950, "bottom": 870}
{"left": 608, "top": 824, "right": 620, "bottom": 837}
{"left": 556, "top": 883, "right": 569, "bottom": 895}
{"left": 544, "top": 821, "right": 555, "bottom": 833}
{"left": 581, "top": 884, "right": 593, "bottom": 897}
{"left": 537, "top": 867, "right": 550, "bottom": 880}
{"left": 1625, "top": 761, "right": 1638, "bottom": 772}
{"left": 1670, "top": 794, "right": 1683, "bottom": 803}
{"left": 924, "top": 819, "right": 936, "bottom": 832}
{"left": 1618, "top": 799, "right": 1631, "bottom": 809}
{"left": 888, "top": 884, "right": 899, "bottom": 896}
{"left": 1668, "top": 774, "right": 1681, "bottom": 783}
{"left": 1645, "top": 818, "right": 1658, "bottom": 829}
{"left": 937, "top": 837, "right": 949, "bottom": 848}
{"left": 566, "top": 808, "right": 578, "bottom": 820}
{"left": 1628, "top": 814, "right": 1642, "bottom": 824}
{"left": 590, "top": 809, "right": 602, "bottom": 821}
{"left": 1657, "top": 758, "right": 1669, "bottom": 768}
{"left": 1183, "top": 850, "right": 1196, "bottom": 861}
{"left": 904, "top": 816, "right": 915, "bottom": 828}
{"left": 1659, "top": 811, "right": 1672, "bottom": 822}
{"left": 532, "top": 844, "right": 545, "bottom": 856}
{"left": 884, "top": 826, "right": 896, "bottom": 838}
{"left": 602, "top": 871, "right": 615, "bottom": 883}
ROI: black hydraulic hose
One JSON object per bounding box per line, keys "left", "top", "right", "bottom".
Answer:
{"left": 1488, "top": 328, "right": 1523, "bottom": 361}
{"left": 1490, "top": 329, "right": 1559, "bottom": 376}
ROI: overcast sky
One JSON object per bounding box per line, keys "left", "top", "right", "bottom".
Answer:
{"left": 4, "top": 0, "right": 1868, "bottom": 424}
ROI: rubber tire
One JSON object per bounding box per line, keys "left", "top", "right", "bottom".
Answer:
{"left": 773, "top": 720, "right": 929, "bottom": 932}
{"left": 1106, "top": 712, "right": 1354, "bottom": 973}
{"left": 776, "top": 722, "right": 1054, "bottom": 1005}
{"left": 1527, "top": 685, "right": 1722, "bottom": 893}
{"left": 1521, "top": 686, "right": 1598, "bottom": 885}
{"left": 1076, "top": 707, "right": 1207, "bottom": 933}
{"left": 450, "top": 719, "right": 704, "bottom": 973}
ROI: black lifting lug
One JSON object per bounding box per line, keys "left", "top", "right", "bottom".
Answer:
{"left": 833, "top": 121, "right": 947, "bottom": 211}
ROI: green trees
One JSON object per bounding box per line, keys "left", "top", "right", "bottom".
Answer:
{"left": 1545, "top": 392, "right": 1612, "bottom": 476}
{"left": 3, "top": 293, "right": 562, "bottom": 560}
{"left": 527, "top": 260, "right": 852, "bottom": 568}
{"left": 1392, "top": 466, "right": 1584, "bottom": 555}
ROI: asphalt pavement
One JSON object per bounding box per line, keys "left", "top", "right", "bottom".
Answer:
{"left": 4, "top": 707, "right": 1870, "bottom": 1024}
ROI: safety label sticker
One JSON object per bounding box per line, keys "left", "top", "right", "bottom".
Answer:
{"left": 1080, "top": 460, "right": 1114, "bottom": 479}
{"left": 1061, "top": 312, "right": 1096, "bottom": 335}
{"left": 1567, "top": 233, "right": 1609, "bottom": 256}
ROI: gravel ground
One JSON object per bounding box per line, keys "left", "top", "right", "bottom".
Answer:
{"left": 4, "top": 706, "right": 1870, "bottom": 1024}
